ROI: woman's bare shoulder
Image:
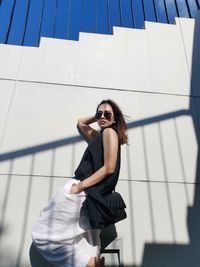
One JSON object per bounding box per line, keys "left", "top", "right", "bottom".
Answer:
{"left": 102, "top": 127, "right": 118, "bottom": 141}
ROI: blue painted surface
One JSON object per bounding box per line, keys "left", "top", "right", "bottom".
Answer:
{"left": 176, "top": 0, "right": 190, "bottom": 17}
{"left": 7, "top": 0, "right": 30, "bottom": 45}
{"left": 188, "top": 0, "right": 199, "bottom": 17}
{"left": 0, "top": 0, "right": 199, "bottom": 46}
{"left": 81, "top": 0, "right": 96, "bottom": 33}
{"left": 54, "top": 0, "right": 70, "bottom": 39}
{"left": 67, "top": 0, "right": 82, "bottom": 40}
{"left": 155, "top": 0, "right": 168, "bottom": 23}
{"left": 0, "top": 0, "right": 15, "bottom": 43}
{"left": 23, "top": 0, "right": 44, "bottom": 46}
{"left": 40, "top": 0, "right": 57, "bottom": 38}
{"left": 96, "top": 0, "right": 109, "bottom": 34}
{"left": 108, "top": 0, "right": 122, "bottom": 33}
{"left": 143, "top": 0, "right": 157, "bottom": 22}
{"left": 131, "top": 0, "right": 145, "bottom": 28}
{"left": 165, "top": 0, "right": 178, "bottom": 23}
{"left": 121, "top": 0, "right": 134, "bottom": 27}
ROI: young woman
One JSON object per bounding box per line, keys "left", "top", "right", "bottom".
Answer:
{"left": 31, "top": 99, "right": 128, "bottom": 267}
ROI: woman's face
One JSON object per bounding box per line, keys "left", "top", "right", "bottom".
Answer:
{"left": 96, "top": 103, "right": 115, "bottom": 129}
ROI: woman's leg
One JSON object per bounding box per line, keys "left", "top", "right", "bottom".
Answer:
{"left": 86, "top": 256, "right": 105, "bottom": 267}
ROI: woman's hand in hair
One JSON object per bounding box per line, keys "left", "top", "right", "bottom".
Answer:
{"left": 77, "top": 116, "right": 98, "bottom": 141}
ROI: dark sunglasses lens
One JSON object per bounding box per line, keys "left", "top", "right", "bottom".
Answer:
{"left": 95, "top": 111, "right": 103, "bottom": 119}
{"left": 104, "top": 111, "right": 112, "bottom": 120}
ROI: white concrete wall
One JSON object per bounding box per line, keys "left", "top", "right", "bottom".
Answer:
{"left": 0, "top": 13, "right": 200, "bottom": 267}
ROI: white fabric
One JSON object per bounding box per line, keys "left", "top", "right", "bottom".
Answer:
{"left": 32, "top": 178, "right": 101, "bottom": 267}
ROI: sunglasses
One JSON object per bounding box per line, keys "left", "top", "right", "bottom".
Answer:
{"left": 95, "top": 110, "right": 112, "bottom": 120}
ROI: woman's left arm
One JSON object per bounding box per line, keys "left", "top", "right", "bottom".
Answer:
{"left": 70, "top": 128, "right": 118, "bottom": 194}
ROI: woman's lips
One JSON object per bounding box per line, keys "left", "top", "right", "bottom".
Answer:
{"left": 100, "top": 120, "right": 106, "bottom": 124}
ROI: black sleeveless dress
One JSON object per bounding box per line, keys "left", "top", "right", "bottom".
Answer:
{"left": 74, "top": 129, "right": 123, "bottom": 229}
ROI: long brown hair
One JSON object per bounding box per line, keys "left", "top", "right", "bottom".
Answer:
{"left": 97, "top": 99, "right": 128, "bottom": 145}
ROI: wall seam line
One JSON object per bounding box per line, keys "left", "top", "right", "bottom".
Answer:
{"left": 0, "top": 77, "right": 199, "bottom": 98}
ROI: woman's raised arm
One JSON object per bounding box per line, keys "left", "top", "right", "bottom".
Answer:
{"left": 77, "top": 116, "right": 99, "bottom": 141}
